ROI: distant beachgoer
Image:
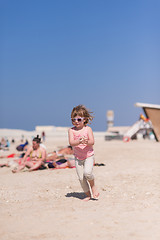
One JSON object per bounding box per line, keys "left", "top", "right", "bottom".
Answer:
{"left": 42, "top": 131, "right": 46, "bottom": 142}
{"left": 68, "top": 105, "right": 99, "bottom": 201}
{"left": 16, "top": 140, "right": 29, "bottom": 151}
{"left": 46, "top": 146, "right": 73, "bottom": 161}
{"left": 12, "top": 135, "right": 46, "bottom": 173}
{"left": 21, "top": 134, "right": 24, "bottom": 143}
{"left": 47, "top": 158, "right": 75, "bottom": 169}
{"left": 0, "top": 138, "right": 6, "bottom": 147}
{"left": 0, "top": 138, "right": 10, "bottom": 150}
{"left": 0, "top": 152, "right": 26, "bottom": 168}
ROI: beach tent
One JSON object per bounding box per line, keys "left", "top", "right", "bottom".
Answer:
{"left": 135, "top": 102, "right": 160, "bottom": 142}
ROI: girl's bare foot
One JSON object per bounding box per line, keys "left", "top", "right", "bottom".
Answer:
{"left": 92, "top": 186, "right": 100, "bottom": 199}
{"left": 83, "top": 191, "right": 91, "bottom": 201}
{"left": 94, "top": 192, "right": 100, "bottom": 199}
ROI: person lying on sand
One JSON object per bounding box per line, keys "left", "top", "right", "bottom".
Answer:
{"left": 16, "top": 140, "right": 29, "bottom": 151}
{"left": 46, "top": 146, "right": 73, "bottom": 161}
{"left": 0, "top": 152, "right": 26, "bottom": 168}
{"left": 46, "top": 157, "right": 75, "bottom": 169}
{"left": 12, "top": 135, "right": 46, "bottom": 173}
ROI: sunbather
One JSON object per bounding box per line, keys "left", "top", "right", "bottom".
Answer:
{"left": 47, "top": 157, "right": 75, "bottom": 169}
{"left": 46, "top": 146, "right": 73, "bottom": 161}
{"left": 16, "top": 140, "right": 29, "bottom": 151}
{"left": 12, "top": 135, "right": 46, "bottom": 173}
{"left": 0, "top": 152, "right": 26, "bottom": 168}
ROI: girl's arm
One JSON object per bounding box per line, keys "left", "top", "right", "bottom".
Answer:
{"left": 68, "top": 129, "right": 81, "bottom": 146}
{"left": 85, "top": 126, "right": 94, "bottom": 146}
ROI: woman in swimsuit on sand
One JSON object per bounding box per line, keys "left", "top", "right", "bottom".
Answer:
{"left": 12, "top": 135, "right": 46, "bottom": 173}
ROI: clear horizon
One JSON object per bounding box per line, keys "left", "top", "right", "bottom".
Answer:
{"left": 1, "top": 1, "right": 160, "bottom": 131}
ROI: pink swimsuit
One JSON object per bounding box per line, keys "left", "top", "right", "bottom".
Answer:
{"left": 73, "top": 126, "right": 94, "bottom": 160}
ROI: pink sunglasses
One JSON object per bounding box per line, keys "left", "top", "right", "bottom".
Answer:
{"left": 71, "top": 117, "right": 84, "bottom": 122}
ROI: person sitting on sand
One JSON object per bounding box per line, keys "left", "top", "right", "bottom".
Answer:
{"left": 0, "top": 137, "right": 10, "bottom": 150}
{"left": 46, "top": 146, "right": 73, "bottom": 161}
{"left": 12, "top": 135, "right": 46, "bottom": 173}
{"left": 0, "top": 137, "right": 7, "bottom": 147}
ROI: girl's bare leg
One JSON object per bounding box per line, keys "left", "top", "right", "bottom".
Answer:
{"left": 88, "top": 179, "right": 99, "bottom": 199}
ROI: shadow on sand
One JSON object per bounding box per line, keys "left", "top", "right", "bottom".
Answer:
{"left": 65, "top": 192, "right": 86, "bottom": 200}
{"left": 65, "top": 192, "right": 98, "bottom": 201}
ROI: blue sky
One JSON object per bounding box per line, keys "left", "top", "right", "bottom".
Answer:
{"left": 1, "top": 0, "right": 160, "bottom": 131}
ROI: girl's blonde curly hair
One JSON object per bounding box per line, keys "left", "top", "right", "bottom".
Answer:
{"left": 71, "top": 105, "right": 94, "bottom": 125}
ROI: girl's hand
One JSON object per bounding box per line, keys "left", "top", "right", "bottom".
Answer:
{"left": 79, "top": 137, "right": 83, "bottom": 144}
{"left": 79, "top": 136, "right": 88, "bottom": 145}
{"left": 83, "top": 137, "right": 88, "bottom": 144}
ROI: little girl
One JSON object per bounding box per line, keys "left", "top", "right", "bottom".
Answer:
{"left": 68, "top": 105, "right": 99, "bottom": 201}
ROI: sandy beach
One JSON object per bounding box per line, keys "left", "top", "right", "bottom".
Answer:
{"left": 0, "top": 129, "right": 160, "bottom": 240}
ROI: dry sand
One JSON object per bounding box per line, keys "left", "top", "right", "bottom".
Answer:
{"left": 0, "top": 131, "right": 160, "bottom": 240}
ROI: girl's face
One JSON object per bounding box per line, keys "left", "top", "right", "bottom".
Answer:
{"left": 71, "top": 115, "right": 85, "bottom": 129}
